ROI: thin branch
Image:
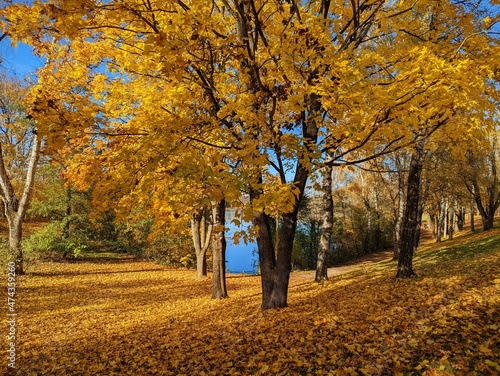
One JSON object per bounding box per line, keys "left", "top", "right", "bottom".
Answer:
{"left": 84, "top": 131, "right": 149, "bottom": 137}
{"left": 183, "top": 136, "right": 232, "bottom": 150}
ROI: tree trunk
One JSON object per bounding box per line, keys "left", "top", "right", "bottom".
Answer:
{"left": 251, "top": 93, "right": 318, "bottom": 310}
{"left": 61, "top": 185, "right": 72, "bottom": 259}
{"left": 456, "top": 206, "right": 465, "bottom": 231}
{"left": 448, "top": 201, "right": 454, "bottom": 240}
{"left": 393, "top": 156, "right": 406, "bottom": 260}
{"left": 251, "top": 208, "right": 276, "bottom": 307}
{"left": 195, "top": 252, "right": 207, "bottom": 279}
{"left": 466, "top": 149, "right": 500, "bottom": 231}
{"left": 430, "top": 215, "right": 436, "bottom": 238}
{"left": 397, "top": 142, "right": 425, "bottom": 278}
{"left": 484, "top": 212, "right": 495, "bottom": 231}
{"left": 191, "top": 206, "right": 212, "bottom": 279}
{"left": 251, "top": 203, "right": 300, "bottom": 309}
{"left": 470, "top": 199, "right": 475, "bottom": 232}
{"left": 364, "top": 208, "right": 372, "bottom": 254}
{"left": 374, "top": 194, "right": 382, "bottom": 253}
{"left": 211, "top": 200, "right": 227, "bottom": 299}
{"left": 475, "top": 198, "right": 491, "bottom": 231}
{"left": 436, "top": 197, "right": 445, "bottom": 242}
{"left": 473, "top": 181, "right": 499, "bottom": 231}
{"left": 8, "top": 217, "right": 23, "bottom": 274}
{"left": 0, "top": 130, "right": 41, "bottom": 275}
{"left": 316, "top": 163, "right": 333, "bottom": 283}
{"left": 414, "top": 179, "right": 427, "bottom": 251}
{"left": 443, "top": 198, "right": 449, "bottom": 239}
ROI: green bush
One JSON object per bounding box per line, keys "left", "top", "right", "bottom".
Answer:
{"left": 23, "top": 221, "right": 88, "bottom": 260}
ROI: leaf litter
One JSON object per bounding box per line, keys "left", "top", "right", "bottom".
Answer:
{"left": 11, "top": 228, "right": 500, "bottom": 375}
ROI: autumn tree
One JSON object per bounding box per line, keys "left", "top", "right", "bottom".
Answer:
{"left": 422, "top": 146, "right": 470, "bottom": 242}
{"left": 0, "top": 73, "right": 41, "bottom": 274}
{"left": 386, "top": 152, "right": 410, "bottom": 259}
{"left": 315, "top": 162, "right": 333, "bottom": 282}
{"left": 3, "top": 0, "right": 499, "bottom": 305}
{"left": 1, "top": 0, "right": 390, "bottom": 308}
{"left": 389, "top": 0, "right": 500, "bottom": 277}
{"left": 464, "top": 134, "right": 500, "bottom": 231}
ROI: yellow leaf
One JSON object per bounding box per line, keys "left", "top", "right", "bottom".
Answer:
{"left": 485, "top": 360, "right": 500, "bottom": 372}
{"left": 479, "top": 345, "right": 492, "bottom": 354}
{"left": 259, "top": 365, "right": 269, "bottom": 374}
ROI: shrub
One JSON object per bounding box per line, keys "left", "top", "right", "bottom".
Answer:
{"left": 23, "top": 221, "right": 88, "bottom": 261}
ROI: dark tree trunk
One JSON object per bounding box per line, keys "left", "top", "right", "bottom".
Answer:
{"left": 252, "top": 193, "right": 303, "bottom": 310}
{"left": 470, "top": 199, "right": 475, "bottom": 232}
{"left": 211, "top": 200, "right": 227, "bottom": 299}
{"left": 252, "top": 94, "right": 318, "bottom": 310}
{"left": 252, "top": 209, "right": 277, "bottom": 306}
{"left": 448, "top": 201, "right": 455, "bottom": 240}
{"left": 482, "top": 212, "right": 495, "bottom": 231}
{"left": 362, "top": 197, "right": 372, "bottom": 254}
{"left": 456, "top": 206, "right": 465, "bottom": 231}
{"left": 443, "top": 198, "right": 449, "bottom": 239}
{"left": 316, "top": 163, "right": 333, "bottom": 282}
{"left": 465, "top": 150, "right": 500, "bottom": 231}
{"left": 397, "top": 142, "right": 425, "bottom": 278}
{"left": 374, "top": 198, "right": 382, "bottom": 252}
{"left": 436, "top": 197, "right": 445, "bottom": 242}
{"left": 473, "top": 183, "right": 499, "bottom": 231}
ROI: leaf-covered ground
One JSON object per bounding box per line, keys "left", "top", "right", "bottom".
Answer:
{"left": 9, "top": 228, "right": 500, "bottom": 375}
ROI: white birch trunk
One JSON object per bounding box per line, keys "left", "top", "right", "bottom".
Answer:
{"left": 0, "top": 130, "right": 41, "bottom": 274}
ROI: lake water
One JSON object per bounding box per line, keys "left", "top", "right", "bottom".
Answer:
{"left": 225, "top": 209, "right": 258, "bottom": 274}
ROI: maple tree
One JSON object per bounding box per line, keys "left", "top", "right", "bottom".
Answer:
{"left": 2, "top": 0, "right": 499, "bottom": 305}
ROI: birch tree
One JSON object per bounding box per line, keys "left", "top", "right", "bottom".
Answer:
{"left": 0, "top": 75, "right": 41, "bottom": 274}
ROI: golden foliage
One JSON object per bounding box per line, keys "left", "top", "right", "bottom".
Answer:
{"left": 12, "top": 229, "right": 500, "bottom": 375}
{"left": 2, "top": 0, "right": 498, "bottom": 228}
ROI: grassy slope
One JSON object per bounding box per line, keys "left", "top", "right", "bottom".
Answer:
{"left": 10, "top": 227, "right": 500, "bottom": 375}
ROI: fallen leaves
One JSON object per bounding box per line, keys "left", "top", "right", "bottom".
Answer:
{"left": 10, "top": 228, "right": 500, "bottom": 375}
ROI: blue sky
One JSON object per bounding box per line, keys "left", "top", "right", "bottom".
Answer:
{"left": 1, "top": 38, "right": 44, "bottom": 79}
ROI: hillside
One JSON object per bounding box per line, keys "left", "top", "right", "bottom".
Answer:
{"left": 8, "top": 227, "right": 500, "bottom": 375}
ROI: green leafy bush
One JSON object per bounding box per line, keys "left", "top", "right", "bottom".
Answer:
{"left": 23, "top": 221, "right": 88, "bottom": 260}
